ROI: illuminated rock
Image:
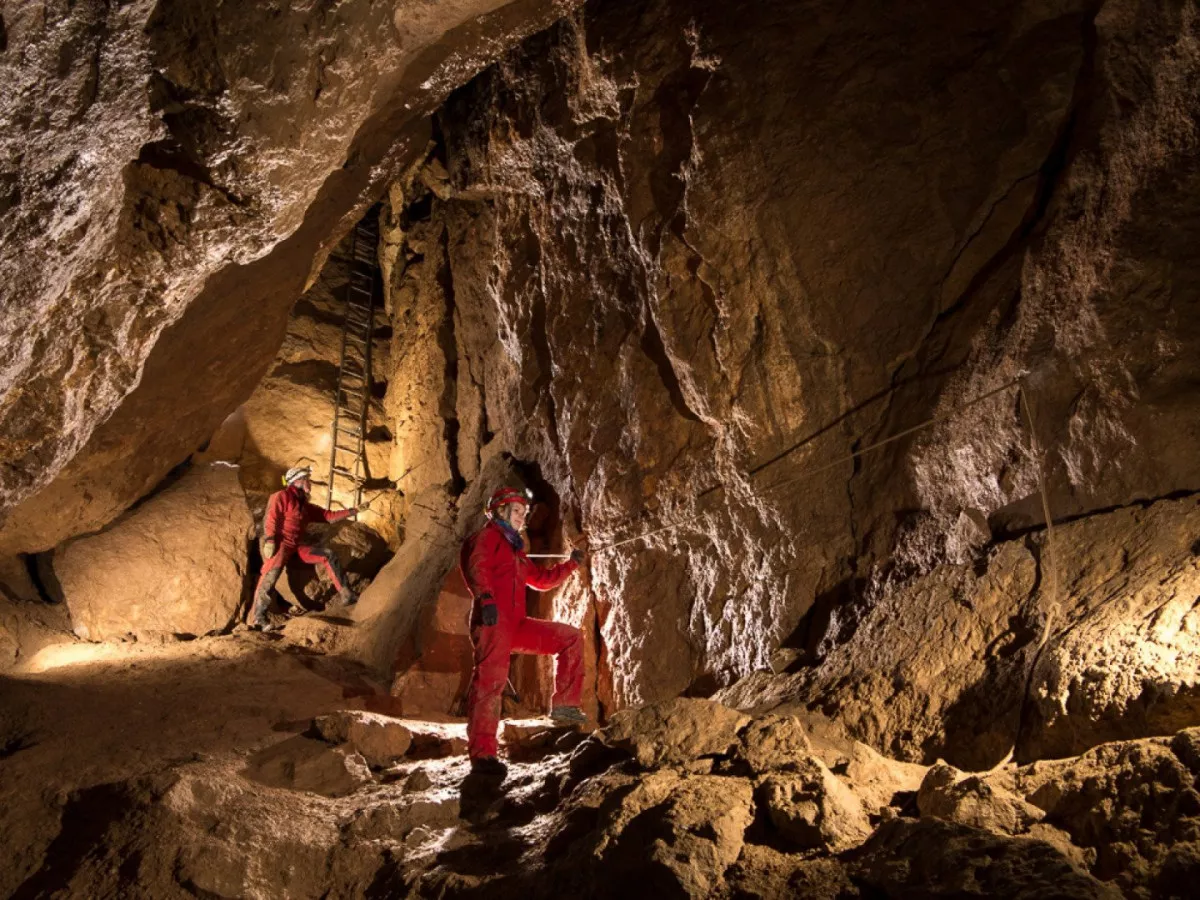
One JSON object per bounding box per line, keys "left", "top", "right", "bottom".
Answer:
{"left": 600, "top": 698, "right": 750, "bottom": 768}
{"left": 759, "top": 758, "right": 872, "bottom": 852}
{"left": 52, "top": 465, "right": 252, "bottom": 642}
{"left": 313, "top": 710, "right": 413, "bottom": 769}
{"left": 917, "top": 763, "right": 1043, "bottom": 835}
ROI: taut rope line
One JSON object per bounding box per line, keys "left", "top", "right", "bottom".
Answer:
{"left": 591, "top": 377, "right": 1024, "bottom": 554}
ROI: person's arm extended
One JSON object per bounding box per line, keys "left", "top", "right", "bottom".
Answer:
{"left": 316, "top": 502, "right": 367, "bottom": 523}
{"left": 523, "top": 555, "right": 580, "bottom": 591}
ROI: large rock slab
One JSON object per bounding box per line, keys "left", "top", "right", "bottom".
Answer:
{"left": 1001, "top": 729, "right": 1200, "bottom": 898}
{"left": 600, "top": 698, "right": 750, "bottom": 768}
{"left": 851, "top": 818, "right": 1122, "bottom": 899}
{"left": 721, "top": 496, "right": 1200, "bottom": 768}
{"left": 313, "top": 710, "right": 412, "bottom": 769}
{"left": 52, "top": 465, "right": 252, "bottom": 641}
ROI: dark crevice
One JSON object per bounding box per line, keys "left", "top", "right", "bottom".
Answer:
{"left": 640, "top": 304, "right": 702, "bottom": 423}
{"left": 530, "top": 287, "right": 562, "bottom": 452}
{"left": 22, "top": 552, "right": 58, "bottom": 604}
{"left": 10, "top": 780, "right": 152, "bottom": 900}
{"left": 0, "top": 730, "right": 36, "bottom": 760}
{"left": 0, "top": 13, "right": 7, "bottom": 54}
{"left": 436, "top": 228, "right": 465, "bottom": 495}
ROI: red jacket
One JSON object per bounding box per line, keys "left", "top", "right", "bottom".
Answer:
{"left": 264, "top": 484, "right": 353, "bottom": 547}
{"left": 460, "top": 521, "right": 578, "bottom": 620}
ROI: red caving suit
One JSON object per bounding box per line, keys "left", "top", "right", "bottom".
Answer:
{"left": 460, "top": 520, "right": 582, "bottom": 760}
{"left": 250, "top": 484, "right": 355, "bottom": 622}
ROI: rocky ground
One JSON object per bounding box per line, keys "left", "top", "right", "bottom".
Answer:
{"left": 3, "top": 634, "right": 1197, "bottom": 899}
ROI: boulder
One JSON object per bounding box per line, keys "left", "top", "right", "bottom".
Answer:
{"left": 598, "top": 773, "right": 754, "bottom": 897}
{"left": 1005, "top": 732, "right": 1200, "bottom": 897}
{"left": 917, "top": 762, "right": 1043, "bottom": 834}
{"left": 313, "top": 710, "right": 412, "bottom": 769}
{"left": 759, "top": 757, "right": 872, "bottom": 852}
{"left": 736, "top": 714, "right": 812, "bottom": 772}
{"left": 851, "top": 819, "right": 1122, "bottom": 899}
{"left": 600, "top": 698, "right": 750, "bottom": 768}
{"left": 52, "top": 465, "right": 252, "bottom": 642}
{"left": 244, "top": 735, "right": 372, "bottom": 798}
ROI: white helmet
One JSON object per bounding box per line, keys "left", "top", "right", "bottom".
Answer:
{"left": 283, "top": 465, "right": 312, "bottom": 487}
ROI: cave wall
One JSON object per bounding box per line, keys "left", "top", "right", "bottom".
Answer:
{"left": 365, "top": 0, "right": 1193, "bottom": 711}
{"left": 0, "top": 0, "right": 585, "bottom": 560}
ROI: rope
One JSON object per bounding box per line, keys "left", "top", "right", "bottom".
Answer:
{"left": 1005, "top": 383, "right": 1060, "bottom": 764}
{"left": 591, "top": 377, "right": 1023, "bottom": 554}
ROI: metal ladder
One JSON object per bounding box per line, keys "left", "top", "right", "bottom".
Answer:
{"left": 325, "top": 211, "right": 379, "bottom": 511}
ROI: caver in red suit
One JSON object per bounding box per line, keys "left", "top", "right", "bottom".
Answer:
{"left": 460, "top": 490, "right": 584, "bottom": 762}
{"left": 249, "top": 467, "right": 358, "bottom": 628}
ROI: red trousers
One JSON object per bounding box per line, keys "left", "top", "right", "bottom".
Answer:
{"left": 467, "top": 615, "right": 584, "bottom": 759}
{"left": 249, "top": 544, "right": 348, "bottom": 624}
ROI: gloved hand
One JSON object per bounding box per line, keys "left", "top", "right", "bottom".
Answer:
{"left": 263, "top": 539, "right": 277, "bottom": 559}
{"left": 356, "top": 502, "right": 371, "bottom": 514}
{"left": 570, "top": 548, "right": 586, "bottom": 565}
{"left": 480, "top": 604, "right": 498, "bottom": 627}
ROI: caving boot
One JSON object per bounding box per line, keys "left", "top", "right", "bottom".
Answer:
{"left": 469, "top": 756, "right": 508, "bottom": 780}
{"left": 549, "top": 705, "right": 588, "bottom": 726}
{"left": 336, "top": 586, "right": 357, "bottom": 607}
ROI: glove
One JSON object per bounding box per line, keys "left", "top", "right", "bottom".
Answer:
{"left": 263, "top": 539, "right": 277, "bottom": 559}
{"left": 570, "top": 548, "right": 586, "bottom": 565}
{"left": 480, "top": 604, "right": 498, "bottom": 627}
{"left": 356, "top": 502, "right": 371, "bottom": 514}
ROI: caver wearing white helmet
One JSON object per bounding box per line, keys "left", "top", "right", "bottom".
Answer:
{"left": 247, "top": 463, "right": 369, "bottom": 631}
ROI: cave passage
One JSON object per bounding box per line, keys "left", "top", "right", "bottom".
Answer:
{"left": 2, "top": 0, "right": 1200, "bottom": 896}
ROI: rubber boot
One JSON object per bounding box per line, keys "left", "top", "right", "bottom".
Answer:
{"left": 470, "top": 756, "right": 508, "bottom": 779}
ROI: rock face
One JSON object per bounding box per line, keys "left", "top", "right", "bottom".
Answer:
{"left": 0, "top": 0, "right": 586, "bottom": 556}
{"left": 719, "top": 494, "right": 1200, "bottom": 767}
{"left": 347, "top": 0, "right": 1200, "bottom": 729}
{"left": 51, "top": 464, "right": 252, "bottom": 641}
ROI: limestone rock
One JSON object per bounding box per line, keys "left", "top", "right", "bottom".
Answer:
{"left": 589, "top": 772, "right": 754, "bottom": 897}
{"left": 244, "top": 735, "right": 372, "bottom": 798}
{"left": 0, "top": 0, "right": 586, "bottom": 555}
{"left": 726, "top": 847, "right": 859, "bottom": 900}
{"left": 52, "top": 465, "right": 252, "bottom": 642}
{"left": 851, "top": 819, "right": 1123, "bottom": 899}
{"left": 313, "top": 710, "right": 412, "bottom": 769}
{"left": 600, "top": 698, "right": 750, "bottom": 768}
{"left": 1006, "top": 732, "right": 1200, "bottom": 898}
{"left": 918, "top": 762, "right": 1043, "bottom": 835}
{"left": 1018, "top": 497, "right": 1200, "bottom": 761}
{"left": 736, "top": 714, "right": 812, "bottom": 772}
{"left": 726, "top": 496, "right": 1200, "bottom": 767}
{"left": 759, "top": 758, "right": 872, "bottom": 852}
